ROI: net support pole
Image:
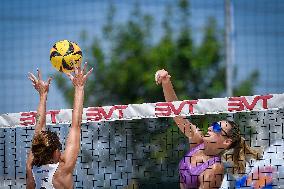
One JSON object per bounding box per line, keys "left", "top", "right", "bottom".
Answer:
{"left": 225, "top": 0, "right": 234, "bottom": 97}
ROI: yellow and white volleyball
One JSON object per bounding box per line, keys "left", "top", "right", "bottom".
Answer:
{"left": 49, "top": 40, "right": 83, "bottom": 73}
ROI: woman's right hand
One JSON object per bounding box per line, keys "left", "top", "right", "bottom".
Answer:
{"left": 28, "top": 69, "right": 52, "bottom": 96}
{"left": 155, "top": 69, "right": 171, "bottom": 85}
{"left": 65, "top": 62, "right": 93, "bottom": 89}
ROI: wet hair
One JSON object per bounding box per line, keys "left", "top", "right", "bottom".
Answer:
{"left": 31, "top": 130, "right": 62, "bottom": 167}
{"left": 224, "top": 120, "right": 262, "bottom": 175}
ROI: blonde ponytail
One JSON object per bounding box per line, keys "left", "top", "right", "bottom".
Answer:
{"left": 224, "top": 121, "right": 262, "bottom": 175}
{"left": 230, "top": 137, "right": 261, "bottom": 175}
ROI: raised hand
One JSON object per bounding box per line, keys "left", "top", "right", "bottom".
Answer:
{"left": 28, "top": 69, "right": 52, "bottom": 95}
{"left": 155, "top": 69, "right": 171, "bottom": 85}
{"left": 65, "top": 62, "right": 93, "bottom": 88}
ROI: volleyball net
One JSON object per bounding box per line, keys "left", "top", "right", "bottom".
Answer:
{"left": 0, "top": 94, "right": 284, "bottom": 188}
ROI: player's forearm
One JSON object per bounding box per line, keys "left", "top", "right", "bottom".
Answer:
{"left": 71, "top": 87, "right": 84, "bottom": 128}
{"left": 63, "top": 126, "right": 80, "bottom": 172}
{"left": 161, "top": 77, "right": 199, "bottom": 138}
{"left": 63, "top": 87, "right": 84, "bottom": 172}
{"left": 26, "top": 167, "right": 35, "bottom": 189}
{"left": 161, "top": 78, "right": 179, "bottom": 102}
{"left": 35, "top": 93, "right": 48, "bottom": 133}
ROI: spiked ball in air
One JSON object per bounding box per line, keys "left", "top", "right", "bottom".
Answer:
{"left": 50, "top": 40, "right": 83, "bottom": 73}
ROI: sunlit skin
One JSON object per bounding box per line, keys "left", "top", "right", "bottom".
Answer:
{"left": 156, "top": 69, "right": 235, "bottom": 189}
{"left": 26, "top": 64, "right": 93, "bottom": 189}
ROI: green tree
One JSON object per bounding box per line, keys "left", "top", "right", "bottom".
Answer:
{"left": 54, "top": 1, "right": 258, "bottom": 188}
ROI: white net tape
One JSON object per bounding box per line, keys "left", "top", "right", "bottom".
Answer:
{"left": 1, "top": 94, "right": 284, "bottom": 188}
{"left": 0, "top": 94, "right": 282, "bottom": 128}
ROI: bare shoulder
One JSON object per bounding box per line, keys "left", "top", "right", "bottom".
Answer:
{"left": 53, "top": 163, "right": 74, "bottom": 189}
{"left": 56, "top": 156, "right": 68, "bottom": 174}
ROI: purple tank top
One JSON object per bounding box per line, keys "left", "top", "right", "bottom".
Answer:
{"left": 179, "top": 143, "right": 221, "bottom": 189}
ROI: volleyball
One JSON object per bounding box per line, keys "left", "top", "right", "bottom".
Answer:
{"left": 49, "top": 40, "right": 83, "bottom": 73}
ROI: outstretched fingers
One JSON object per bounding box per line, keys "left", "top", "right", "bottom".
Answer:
{"left": 47, "top": 77, "right": 53, "bottom": 86}
{"left": 28, "top": 76, "right": 35, "bottom": 83}
{"left": 28, "top": 72, "right": 37, "bottom": 82}
{"left": 82, "top": 62, "right": 88, "bottom": 74}
{"left": 84, "top": 67, "right": 93, "bottom": 79}
{"left": 28, "top": 73, "right": 38, "bottom": 88}
{"left": 65, "top": 72, "right": 74, "bottom": 81}
{"left": 37, "top": 69, "right": 42, "bottom": 81}
{"left": 74, "top": 61, "right": 81, "bottom": 74}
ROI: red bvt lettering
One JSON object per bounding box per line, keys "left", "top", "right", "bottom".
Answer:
{"left": 46, "top": 110, "right": 60, "bottom": 124}
{"left": 228, "top": 95, "right": 273, "bottom": 111}
{"left": 20, "top": 110, "right": 60, "bottom": 126}
{"left": 20, "top": 112, "right": 37, "bottom": 126}
{"left": 86, "top": 105, "right": 128, "bottom": 121}
{"left": 155, "top": 100, "right": 198, "bottom": 116}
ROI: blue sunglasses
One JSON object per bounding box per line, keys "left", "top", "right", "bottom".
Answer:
{"left": 211, "top": 122, "right": 229, "bottom": 137}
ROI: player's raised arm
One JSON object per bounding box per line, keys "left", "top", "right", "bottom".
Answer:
{"left": 155, "top": 69, "right": 203, "bottom": 146}
{"left": 61, "top": 62, "right": 93, "bottom": 173}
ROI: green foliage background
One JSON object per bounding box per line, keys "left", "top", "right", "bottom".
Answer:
{"left": 54, "top": 1, "right": 258, "bottom": 188}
